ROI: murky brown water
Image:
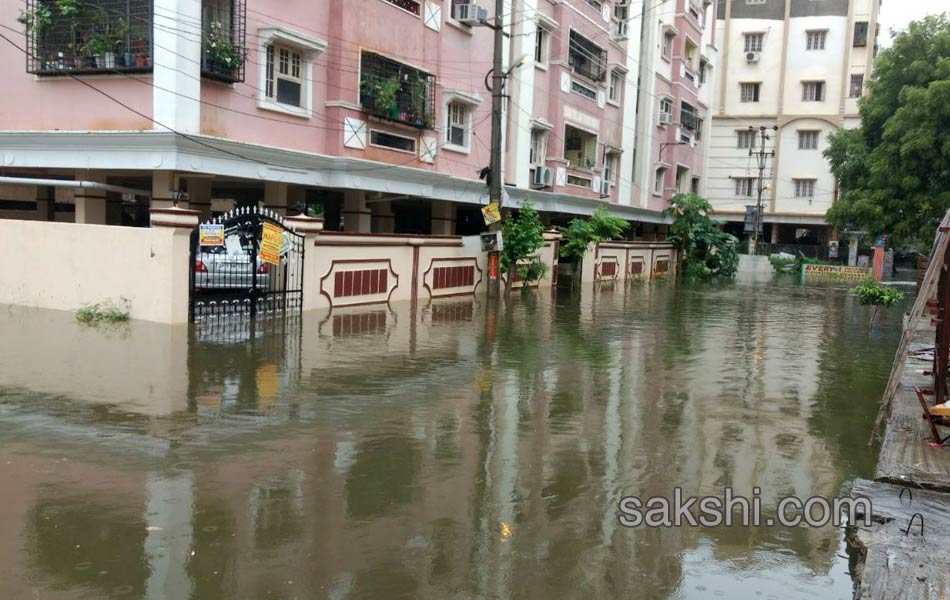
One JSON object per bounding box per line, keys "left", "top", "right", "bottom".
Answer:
{"left": 0, "top": 274, "right": 906, "bottom": 599}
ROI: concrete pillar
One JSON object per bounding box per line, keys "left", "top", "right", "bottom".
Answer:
{"left": 430, "top": 200, "right": 456, "bottom": 235}
{"left": 264, "top": 181, "right": 288, "bottom": 216}
{"left": 186, "top": 178, "right": 212, "bottom": 219}
{"left": 770, "top": 223, "right": 780, "bottom": 244}
{"left": 35, "top": 185, "right": 54, "bottom": 221}
{"left": 371, "top": 202, "right": 395, "bottom": 233}
{"left": 74, "top": 184, "right": 107, "bottom": 225}
{"left": 148, "top": 207, "right": 200, "bottom": 322}
{"left": 151, "top": 171, "right": 181, "bottom": 210}
{"left": 153, "top": 0, "right": 201, "bottom": 133}
{"left": 342, "top": 190, "right": 371, "bottom": 232}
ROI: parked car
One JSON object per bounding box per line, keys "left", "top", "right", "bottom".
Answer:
{"left": 194, "top": 232, "right": 271, "bottom": 290}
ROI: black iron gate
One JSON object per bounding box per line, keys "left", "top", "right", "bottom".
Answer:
{"left": 189, "top": 206, "right": 305, "bottom": 322}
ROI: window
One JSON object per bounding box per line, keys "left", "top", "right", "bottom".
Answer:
{"left": 383, "top": 0, "right": 421, "bottom": 16}
{"left": 604, "top": 152, "right": 620, "bottom": 184}
{"left": 582, "top": 0, "right": 603, "bottom": 10}
{"left": 567, "top": 174, "right": 593, "bottom": 187}
{"left": 744, "top": 33, "right": 764, "bottom": 53}
{"left": 569, "top": 31, "right": 608, "bottom": 82}
{"left": 798, "top": 130, "right": 819, "bottom": 150}
{"left": 655, "top": 167, "right": 667, "bottom": 194}
{"left": 740, "top": 82, "right": 761, "bottom": 103}
{"left": 699, "top": 59, "right": 708, "bottom": 85}
{"left": 746, "top": 0, "right": 766, "bottom": 4}
{"left": 369, "top": 130, "right": 416, "bottom": 153}
{"left": 684, "top": 39, "right": 698, "bottom": 71}
{"left": 662, "top": 30, "right": 675, "bottom": 60}
{"left": 534, "top": 27, "right": 549, "bottom": 65}
{"left": 794, "top": 179, "right": 816, "bottom": 198}
{"left": 850, "top": 73, "right": 864, "bottom": 98}
{"left": 563, "top": 124, "right": 597, "bottom": 170}
{"left": 691, "top": 177, "right": 700, "bottom": 194}
{"left": 659, "top": 97, "right": 673, "bottom": 123}
{"left": 201, "top": 0, "right": 247, "bottom": 82}
{"left": 806, "top": 30, "right": 827, "bottom": 50}
{"left": 680, "top": 101, "right": 700, "bottom": 133}
{"left": 854, "top": 21, "right": 868, "bottom": 47}
{"left": 359, "top": 52, "right": 435, "bottom": 128}
{"left": 801, "top": 81, "right": 825, "bottom": 102}
{"left": 737, "top": 129, "right": 756, "bottom": 149}
{"left": 735, "top": 177, "right": 755, "bottom": 197}
{"left": 571, "top": 80, "right": 597, "bottom": 100}
{"left": 445, "top": 102, "right": 469, "bottom": 149}
{"left": 530, "top": 128, "right": 548, "bottom": 164}
{"left": 265, "top": 44, "right": 303, "bottom": 107}
{"left": 609, "top": 71, "right": 623, "bottom": 103}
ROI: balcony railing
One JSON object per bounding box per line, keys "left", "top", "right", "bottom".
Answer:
{"left": 680, "top": 103, "right": 701, "bottom": 132}
{"left": 24, "top": 0, "right": 152, "bottom": 75}
{"left": 568, "top": 30, "right": 607, "bottom": 82}
{"left": 359, "top": 52, "right": 436, "bottom": 129}
{"left": 201, "top": 0, "right": 246, "bottom": 83}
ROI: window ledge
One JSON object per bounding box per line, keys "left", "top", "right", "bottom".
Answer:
{"left": 258, "top": 99, "right": 311, "bottom": 119}
{"left": 534, "top": 62, "right": 549, "bottom": 72}
{"left": 607, "top": 99, "right": 621, "bottom": 108}
{"left": 445, "top": 18, "right": 474, "bottom": 35}
{"left": 443, "top": 143, "right": 471, "bottom": 155}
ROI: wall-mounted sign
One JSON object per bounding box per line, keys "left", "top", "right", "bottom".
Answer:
{"left": 259, "top": 222, "right": 283, "bottom": 265}
{"left": 802, "top": 263, "right": 871, "bottom": 281}
{"left": 198, "top": 224, "right": 224, "bottom": 247}
{"left": 482, "top": 202, "right": 502, "bottom": 226}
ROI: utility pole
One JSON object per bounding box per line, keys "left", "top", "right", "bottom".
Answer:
{"left": 749, "top": 125, "right": 777, "bottom": 255}
{"left": 489, "top": 0, "right": 505, "bottom": 218}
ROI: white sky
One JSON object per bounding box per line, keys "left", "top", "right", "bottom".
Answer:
{"left": 877, "top": 0, "right": 949, "bottom": 46}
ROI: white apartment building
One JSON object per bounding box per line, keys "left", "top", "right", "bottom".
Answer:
{"left": 706, "top": 0, "right": 880, "bottom": 249}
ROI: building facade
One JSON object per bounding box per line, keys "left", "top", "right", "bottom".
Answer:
{"left": 706, "top": 0, "right": 880, "bottom": 247}
{"left": 0, "top": 0, "right": 712, "bottom": 237}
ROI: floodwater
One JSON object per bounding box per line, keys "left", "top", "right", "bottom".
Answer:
{"left": 0, "top": 273, "right": 906, "bottom": 599}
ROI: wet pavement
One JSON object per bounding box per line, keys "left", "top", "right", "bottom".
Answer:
{"left": 0, "top": 275, "right": 905, "bottom": 599}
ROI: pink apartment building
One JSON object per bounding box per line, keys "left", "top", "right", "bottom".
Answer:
{"left": 0, "top": 0, "right": 711, "bottom": 236}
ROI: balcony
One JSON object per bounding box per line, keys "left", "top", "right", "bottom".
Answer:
{"left": 201, "top": 0, "right": 247, "bottom": 83}
{"left": 23, "top": 0, "right": 152, "bottom": 76}
{"left": 359, "top": 52, "right": 436, "bottom": 129}
{"left": 568, "top": 31, "right": 607, "bottom": 83}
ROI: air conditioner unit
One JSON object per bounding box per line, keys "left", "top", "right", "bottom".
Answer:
{"left": 600, "top": 180, "right": 611, "bottom": 197}
{"left": 454, "top": 2, "right": 488, "bottom": 25}
{"left": 746, "top": 51, "right": 760, "bottom": 63}
{"left": 531, "top": 166, "right": 554, "bottom": 188}
{"left": 659, "top": 112, "right": 673, "bottom": 125}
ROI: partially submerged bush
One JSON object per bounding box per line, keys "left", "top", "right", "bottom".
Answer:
{"left": 76, "top": 299, "right": 131, "bottom": 325}
{"left": 851, "top": 276, "right": 904, "bottom": 307}
{"left": 663, "top": 193, "right": 739, "bottom": 280}
{"left": 558, "top": 206, "right": 629, "bottom": 264}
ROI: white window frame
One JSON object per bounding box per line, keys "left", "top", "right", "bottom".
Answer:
{"left": 744, "top": 32, "right": 764, "bottom": 53}
{"left": 798, "top": 130, "right": 819, "bottom": 150}
{"left": 257, "top": 27, "right": 327, "bottom": 119}
{"left": 608, "top": 70, "right": 623, "bottom": 105}
{"left": 802, "top": 81, "right": 826, "bottom": 102}
{"left": 662, "top": 29, "right": 675, "bottom": 61}
{"left": 806, "top": 29, "right": 827, "bottom": 50}
{"left": 735, "top": 177, "right": 754, "bottom": 197}
{"left": 746, "top": 0, "right": 766, "bottom": 4}
{"left": 654, "top": 166, "right": 667, "bottom": 195}
{"left": 849, "top": 73, "right": 864, "bottom": 98}
{"left": 659, "top": 97, "right": 673, "bottom": 124}
{"left": 740, "top": 82, "right": 760, "bottom": 103}
{"left": 794, "top": 178, "right": 817, "bottom": 198}
{"left": 529, "top": 127, "right": 549, "bottom": 165}
{"left": 604, "top": 150, "right": 620, "bottom": 185}
{"left": 369, "top": 129, "right": 418, "bottom": 154}
{"left": 563, "top": 123, "right": 598, "bottom": 171}
{"left": 534, "top": 25, "right": 551, "bottom": 68}
{"left": 441, "top": 90, "right": 481, "bottom": 154}
{"left": 737, "top": 129, "right": 755, "bottom": 149}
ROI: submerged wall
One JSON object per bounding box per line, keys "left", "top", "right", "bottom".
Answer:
{"left": 581, "top": 241, "right": 679, "bottom": 283}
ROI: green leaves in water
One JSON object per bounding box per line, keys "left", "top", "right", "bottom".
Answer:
{"left": 850, "top": 276, "right": 904, "bottom": 307}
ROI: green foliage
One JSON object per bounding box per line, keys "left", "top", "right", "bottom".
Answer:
{"left": 850, "top": 277, "right": 904, "bottom": 307}
{"left": 19, "top": 2, "right": 54, "bottom": 33}
{"left": 501, "top": 203, "right": 545, "bottom": 286}
{"left": 825, "top": 14, "right": 950, "bottom": 251}
{"left": 205, "top": 20, "right": 243, "bottom": 71}
{"left": 768, "top": 256, "right": 799, "bottom": 272}
{"left": 306, "top": 204, "right": 325, "bottom": 218}
{"left": 76, "top": 299, "right": 131, "bottom": 325}
{"left": 558, "top": 206, "right": 629, "bottom": 263}
{"left": 55, "top": 0, "right": 82, "bottom": 18}
{"left": 663, "top": 193, "right": 739, "bottom": 280}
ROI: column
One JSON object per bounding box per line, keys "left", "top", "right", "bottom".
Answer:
{"left": 770, "top": 223, "right": 780, "bottom": 244}
{"left": 148, "top": 207, "right": 200, "bottom": 323}
{"left": 153, "top": 0, "right": 201, "bottom": 133}
{"left": 371, "top": 202, "right": 395, "bottom": 233}
{"left": 74, "top": 172, "right": 107, "bottom": 225}
{"left": 285, "top": 215, "right": 325, "bottom": 312}
{"left": 342, "top": 190, "right": 371, "bottom": 232}
{"left": 186, "top": 178, "right": 212, "bottom": 219}
{"left": 151, "top": 171, "right": 181, "bottom": 211}
{"left": 430, "top": 200, "right": 456, "bottom": 235}
{"left": 264, "top": 181, "right": 288, "bottom": 216}
{"left": 35, "top": 185, "right": 54, "bottom": 222}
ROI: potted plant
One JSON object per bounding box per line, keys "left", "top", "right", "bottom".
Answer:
{"left": 84, "top": 29, "right": 115, "bottom": 69}
{"left": 112, "top": 17, "right": 130, "bottom": 67}
{"left": 408, "top": 77, "right": 428, "bottom": 127}
{"left": 18, "top": 2, "right": 53, "bottom": 34}
{"left": 373, "top": 76, "right": 400, "bottom": 120}
{"left": 205, "top": 20, "right": 243, "bottom": 75}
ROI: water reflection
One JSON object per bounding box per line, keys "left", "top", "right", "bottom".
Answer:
{"left": 0, "top": 277, "right": 903, "bottom": 599}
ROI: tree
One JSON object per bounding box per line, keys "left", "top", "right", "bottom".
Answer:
{"left": 663, "top": 194, "right": 739, "bottom": 280}
{"left": 558, "top": 206, "right": 629, "bottom": 264}
{"left": 825, "top": 14, "right": 950, "bottom": 251}
{"left": 501, "top": 203, "right": 546, "bottom": 291}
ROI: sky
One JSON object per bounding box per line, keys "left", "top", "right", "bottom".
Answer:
{"left": 877, "top": 0, "right": 948, "bottom": 46}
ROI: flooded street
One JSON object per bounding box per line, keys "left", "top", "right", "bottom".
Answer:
{"left": 0, "top": 276, "right": 904, "bottom": 600}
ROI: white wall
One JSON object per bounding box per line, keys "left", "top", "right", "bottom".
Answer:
{"left": 782, "top": 16, "right": 848, "bottom": 116}
{"left": 705, "top": 117, "right": 775, "bottom": 213}
{"left": 0, "top": 221, "right": 191, "bottom": 323}
{"left": 721, "top": 18, "right": 786, "bottom": 116}
{"left": 773, "top": 117, "right": 837, "bottom": 216}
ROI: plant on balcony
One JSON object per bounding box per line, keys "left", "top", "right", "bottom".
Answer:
{"left": 363, "top": 76, "right": 401, "bottom": 120}
{"left": 18, "top": 3, "right": 53, "bottom": 34}
{"left": 205, "top": 20, "right": 243, "bottom": 74}
{"left": 408, "top": 77, "right": 429, "bottom": 127}
{"left": 55, "top": 0, "right": 82, "bottom": 18}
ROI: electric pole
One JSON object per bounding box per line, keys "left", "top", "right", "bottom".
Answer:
{"left": 749, "top": 125, "right": 777, "bottom": 255}
{"left": 489, "top": 0, "right": 505, "bottom": 217}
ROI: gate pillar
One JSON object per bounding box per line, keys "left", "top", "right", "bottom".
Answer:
{"left": 149, "top": 207, "right": 201, "bottom": 324}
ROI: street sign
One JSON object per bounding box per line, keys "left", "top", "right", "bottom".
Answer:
{"left": 482, "top": 202, "right": 502, "bottom": 226}
{"left": 198, "top": 224, "right": 224, "bottom": 246}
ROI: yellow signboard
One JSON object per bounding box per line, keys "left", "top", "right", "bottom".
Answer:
{"left": 198, "top": 223, "right": 224, "bottom": 247}
{"left": 259, "top": 222, "right": 282, "bottom": 266}
{"left": 802, "top": 263, "right": 871, "bottom": 281}
{"left": 481, "top": 202, "right": 502, "bottom": 226}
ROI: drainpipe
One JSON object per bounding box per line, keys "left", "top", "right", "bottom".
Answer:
{"left": 0, "top": 176, "right": 150, "bottom": 197}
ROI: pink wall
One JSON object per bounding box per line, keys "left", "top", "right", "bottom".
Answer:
{"left": 0, "top": 1, "right": 152, "bottom": 131}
